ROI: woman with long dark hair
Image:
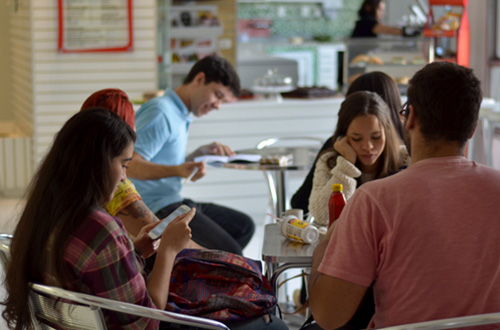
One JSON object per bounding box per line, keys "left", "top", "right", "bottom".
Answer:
{"left": 291, "top": 72, "right": 405, "bottom": 214}
{"left": 2, "top": 109, "right": 195, "bottom": 329}
{"left": 308, "top": 91, "right": 407, "bottom": 227}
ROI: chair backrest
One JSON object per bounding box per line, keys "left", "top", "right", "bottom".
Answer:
{"left": 29, "top": 284, "right": 230, "bottom": 330}
{"left": 29, "top": 286, "right": 107, "bottom": 330}
{"left": 374, "top": 312, "right": 500, "bottom": 330}
{"left": 0, "top": 233, "right": 12, "bottom": 271}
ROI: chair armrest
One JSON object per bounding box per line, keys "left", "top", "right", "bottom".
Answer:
{"left": 31, "top": 283, "right": 229, "bottom": 330}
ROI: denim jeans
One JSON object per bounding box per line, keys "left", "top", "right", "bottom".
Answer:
{"left": 156, "top": 199, "right": 255, "bottom": 255}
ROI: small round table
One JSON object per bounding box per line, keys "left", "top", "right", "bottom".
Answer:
{"left": 210, "top": 145, "right": 320, "bottom": 218}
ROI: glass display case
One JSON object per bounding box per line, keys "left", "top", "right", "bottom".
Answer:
{"left": 344, "top": 37, "right": 428, "bottom": 95}
{"left": 158, "top": 0, "right": 223, "bottom": 89}
{"left": 423, "top": 0, "right": 469, "bottom": 67}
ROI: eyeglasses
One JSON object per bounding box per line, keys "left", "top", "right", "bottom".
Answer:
{"left": 399, "top": 102, "right": 410, "bottom": 122}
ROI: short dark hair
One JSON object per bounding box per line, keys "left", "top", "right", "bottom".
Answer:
{"left": 183, "top": 55, "right": 241, "bottom": 97}
{"left": 358, "top": 0, "right": 383, "bottom": 17}
{"left": 406, "top": 62, "right": 482, "bottom": 146}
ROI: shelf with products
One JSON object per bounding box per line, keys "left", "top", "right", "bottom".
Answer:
{"left": 344, "top": 37, "right": 428, "bottom": 94}
{"left": 423, "top": 0, "right": 469, "bottom": 66}
{"left": 170, "top": 26, "right": 223, "bottom": 39}
{"left": 170, "top": 5, "right": 223, "bottom": 73}
{"left": 158, "top": 1, "right": 223, "bottom": 89}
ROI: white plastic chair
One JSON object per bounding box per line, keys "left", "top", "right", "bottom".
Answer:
{"left": 29, "top": 283, "right": 229, "bottom": 330}
{"left": 0, "top": 235, "right": 229, "bottom": 330}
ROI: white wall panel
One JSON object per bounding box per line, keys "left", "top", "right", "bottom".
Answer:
{"left": 3, "top": 0, "right": 157, "bottom": 196}
{"left": 0, "top": 137, "right": 33, "bottom": 196}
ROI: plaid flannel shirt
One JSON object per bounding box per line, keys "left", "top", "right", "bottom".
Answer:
{"left": 46, "top": 209, "right": 158, "bottom": 330}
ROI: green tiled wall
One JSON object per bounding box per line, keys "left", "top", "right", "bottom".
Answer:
{"left": 238, "top": 1, "right": 363, "bottom": 39}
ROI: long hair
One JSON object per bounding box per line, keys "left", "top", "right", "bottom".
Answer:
{"left": 2, "top": 108, "right": 136, "bottom": 330}
{"left": 81, "top": 88, "right": 135, "bottom": 129}
{"left": 347, "top": 71, "right": 404, "bottom": 141}
{"left": 325, "top": 91, "right": 402, "bottom": 179}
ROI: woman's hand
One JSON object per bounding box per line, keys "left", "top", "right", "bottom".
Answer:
{"left": 157, "top": 208, "right": 196, "bottom": 255}
{"left": 334, "top": 136, "right": 357, "bottom": 164}
{"left": 133, "top": 222, "right": 161, "bottom": 259}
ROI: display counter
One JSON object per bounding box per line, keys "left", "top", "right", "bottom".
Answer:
{"left": 344, "top": 37, "right": 427, "bottom": 94}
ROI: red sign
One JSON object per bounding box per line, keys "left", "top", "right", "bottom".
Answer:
{"left": 58, "top": 0, "right": 133, "bottom": 53}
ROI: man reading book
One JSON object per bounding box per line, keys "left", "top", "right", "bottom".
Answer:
{"left": 127, "top": 56, "right": 255, "bottom": 255}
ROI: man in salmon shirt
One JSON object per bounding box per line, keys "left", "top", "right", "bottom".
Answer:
{"left": 309, "top": 62, "right": 500, "bottom": 329}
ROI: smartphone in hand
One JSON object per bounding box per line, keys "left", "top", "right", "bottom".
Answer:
{"left": 148, "top": 205, "right": 191, "bottom": 240}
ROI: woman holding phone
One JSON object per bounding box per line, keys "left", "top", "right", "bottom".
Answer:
{"left": 2, "top": 109, "right": 194, "bottom": 329}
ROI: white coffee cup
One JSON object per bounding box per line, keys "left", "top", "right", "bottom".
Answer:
{"left": 283, "top": 208, "right": 304, "bottom": 221}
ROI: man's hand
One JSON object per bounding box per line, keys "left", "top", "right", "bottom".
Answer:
{"left": 334, "top": 136, "right": 357, "bottom": 164}
{"left": 186, "top": 142, "right": 235, "bottom": 161}
{"left": 177, "top": 162, "right": 206, "bottom": 181}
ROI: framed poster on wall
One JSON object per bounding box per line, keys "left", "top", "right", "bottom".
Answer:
{"left": 58, "top": 0, "right": 133, "bottom": 53}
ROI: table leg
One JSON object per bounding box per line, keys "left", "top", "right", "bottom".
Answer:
{"left": 276, "top": 170, "right": 286, "bottom": 218}
{"left": 264, "top": 170, "right": 287, "bottom": 219}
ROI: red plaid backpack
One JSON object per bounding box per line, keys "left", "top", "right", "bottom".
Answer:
{"left": 165, "top": 249, "right": 277, "bottom": 322}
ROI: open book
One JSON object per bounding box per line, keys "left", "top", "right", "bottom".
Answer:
{"left": 194, "top": 154, "right": 262, "bottom": 164}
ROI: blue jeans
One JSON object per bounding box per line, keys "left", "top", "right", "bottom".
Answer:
{"left": 156, "top": 199, "right": 255, "bottom": 255}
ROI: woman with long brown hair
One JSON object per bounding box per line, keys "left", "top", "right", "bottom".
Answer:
{"left": 291, "top": 71, "right": 406, "bottom": 215}
{"left": 308, "top": 91, "right": 408, "bottom": 227}
{"left": 2, "top": 109, "right": 195, "bottom": 329}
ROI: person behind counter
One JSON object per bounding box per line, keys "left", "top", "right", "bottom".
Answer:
{"left": 352, "top": 0, "right": 419, "bottom": 38}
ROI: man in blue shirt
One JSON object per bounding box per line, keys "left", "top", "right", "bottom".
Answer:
{"left": 128, "top": 56, "right": 254, "bottom": 255}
